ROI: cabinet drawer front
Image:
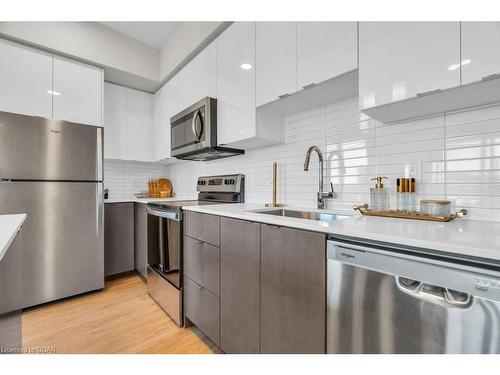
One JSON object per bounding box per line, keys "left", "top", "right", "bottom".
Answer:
{"left": 185, "top": 211, "right": 220, "bottom": 246}
{"left": 185, "top": 277, "right": 220, "bottom": 346}
{"left": 184, "top": 236, "right": 220, "bottom": 295}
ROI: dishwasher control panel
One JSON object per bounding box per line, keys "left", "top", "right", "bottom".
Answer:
{"left": 328, "top": 240, "right": 500, "bottom": 303}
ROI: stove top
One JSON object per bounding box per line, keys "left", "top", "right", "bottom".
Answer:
{"left": 148, "top": 174, "right": 245, "bottom": 212}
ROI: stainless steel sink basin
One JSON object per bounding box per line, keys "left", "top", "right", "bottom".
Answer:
{"left": 251, "top": 209, "right": 349, "bottom": 222}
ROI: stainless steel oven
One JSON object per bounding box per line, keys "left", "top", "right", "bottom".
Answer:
{"left": 146, "top": 207, "right": 183, "bottom": 326}
{"left": 146, "top": 174, "right": 245, "bottom": 327}
{"left": 170, "top": 97, "right": 244, "bottom": 161}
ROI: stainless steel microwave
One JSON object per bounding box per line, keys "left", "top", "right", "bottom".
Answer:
{"left": 170, "top": 97, "right": 244, "bottom": 161}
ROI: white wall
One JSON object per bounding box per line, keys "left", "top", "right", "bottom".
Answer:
{"left": 0, "top": 22, "right": 160, "bottom": 91}
{"left": 166, "top": 96, "right": 500, "bottom": 223}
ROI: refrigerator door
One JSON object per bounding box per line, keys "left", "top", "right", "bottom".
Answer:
{"left": 0, "top": 111, "right": 103, "bottom": 181}
{"left": 0, "top": 181, "right": 104, "bottom": 308}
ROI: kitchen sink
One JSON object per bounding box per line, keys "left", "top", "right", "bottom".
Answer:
{"left": 251, "top": 209, "right": 350, "bottom": 222}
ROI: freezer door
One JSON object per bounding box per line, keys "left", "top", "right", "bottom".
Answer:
{"left": 0, "top": 111, "right": 103, "bottom": 181}
{"left": 0, "top": 181, "right": 104, "bottom": 308}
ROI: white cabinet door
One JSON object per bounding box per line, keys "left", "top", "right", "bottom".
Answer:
{"left": 256, "top": 22, "right": 297, "bottom": 107}
{"left": 103, "top": 83, "right": 126, "bottom": 160}
{"left": 178, "top": 42, "right": 217, "bottom": 109}
{"left": 0, "top": 39, "right": 52, "bottom": 118}
{"left": 151, "top": 85, "right": 171, "bottom": 161}
{"left": 217, "top": 22, "right": 257, "bottom": 145}
{"left": 151, "top": 88, "right": 162, "bottom": 162}
{"left": 461, "top": 22, "right": 500, "bottom": 85}
{"left": 53, "top": 56, "right": 103, "bottom": 126}
{"left": 359, "top": 22, "right": 460, "bottom": 109}
{"left": 126, "top": 88, "right": 151, "bottom": 162}
{"left": 297, "top": 22, "right": 357, "bottom": 88}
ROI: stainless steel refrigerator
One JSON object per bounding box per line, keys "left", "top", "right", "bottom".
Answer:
{"left": 0, "top": 111, "right": 104, "bottom": 308}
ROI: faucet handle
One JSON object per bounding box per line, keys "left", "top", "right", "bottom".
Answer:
{"left": 330, "top": 182, "right": 334, "bottom": 193}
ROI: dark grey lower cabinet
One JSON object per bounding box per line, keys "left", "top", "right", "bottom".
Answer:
{"left": 134, "top": 203, "right": 148, "bottom": 279}
{"left": 104, "top": 203, "right": 134, "bottom": 276}
{"left": 185, "top": 277, "right": 220, "bottom": 345}
{"left": 220, "top": 217, "right": 261, "bottom": 354}
{"left": 260, "top": 224, "right": 326, "bottom": 353}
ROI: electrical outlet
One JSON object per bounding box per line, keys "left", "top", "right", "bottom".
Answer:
{"left": 405, "top": 165, "right": 417, "bottom": 179}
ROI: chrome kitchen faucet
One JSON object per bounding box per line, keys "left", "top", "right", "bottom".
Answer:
{"left": 304, "top": 146, "right": 334, "bottom": 209}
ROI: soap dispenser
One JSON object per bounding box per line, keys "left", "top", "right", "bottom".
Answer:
{"left": 370, "top": 176, "right": 389, "bottom": 211}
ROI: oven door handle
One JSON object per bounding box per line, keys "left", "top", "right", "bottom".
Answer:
{"left": 147, "top": 206, "right": 181, "bottom": 221}
{"left": 191, "top": 109, "right": 203, "bottom": 143}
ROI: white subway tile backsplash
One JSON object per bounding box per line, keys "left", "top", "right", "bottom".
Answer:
{"left": 103, "top": 159, "right": 171, "bottom": 200}
{"left": 163, "top": 97, "right": 500, "bottom": 222}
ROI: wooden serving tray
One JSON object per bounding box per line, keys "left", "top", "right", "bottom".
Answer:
{"left": 353, "top": 204, "right": 467, "bottom": 222}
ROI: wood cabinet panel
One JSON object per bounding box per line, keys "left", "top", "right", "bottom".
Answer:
{"left": 220, "top": 217, "right": 260, "bottom": 353}
{"left": 104, "top": 203, "right": 135, "bottom": 276}
{"left": 185, "top": 236, "right": 220, "bottom": 295}
{"left": 185, "top": 277, "right": 220, "bottom": 346}
{"left": 134, "top": 203, "right": 148, "bottom": 279}
{"left": 185, "top": 211, "right": 220, "bottom": 246}
{"left": 260, "top": 224, "right": 326, "bottom": 353}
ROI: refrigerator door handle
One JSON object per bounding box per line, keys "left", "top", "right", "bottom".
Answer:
{"left": 96, "top": 127, "right": 103, "bottom": 181}
{"left": 96, "top": 183, "right": 103, "bottom": 237}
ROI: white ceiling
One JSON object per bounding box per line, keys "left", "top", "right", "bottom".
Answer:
{"left": 102, "top": 22, "right": 179, "bottom": 50}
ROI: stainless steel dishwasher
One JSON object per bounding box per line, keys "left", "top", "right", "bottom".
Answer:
{"left": 327, "top": 236, "right": 500, "bottom": 354}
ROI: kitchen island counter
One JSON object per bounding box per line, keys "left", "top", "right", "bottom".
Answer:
{"left": 0, "top": 214, "right": 26, "bottom": 263}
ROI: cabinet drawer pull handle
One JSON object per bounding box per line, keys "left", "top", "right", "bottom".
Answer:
{"left": 302, "top": 83, "right": 317, "bottom": 90}
{"left": 416, "top": 88, "right": 442, "bottom": 97}
{"left": 278, "top": 93, "right": 291, "bottom": 99}
{"left": 191, "top": 281, "right": 203, "bottom": 290}
{"left": 482, "top": 73, "right": 500, "bottom": 82}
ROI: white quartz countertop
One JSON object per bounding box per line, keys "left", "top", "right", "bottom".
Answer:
{"left": 104, "top": 197, "right": 196, "bottom": 204}
{"left": 0, "top": 214, "right": 26, "bottom": 263}
{"left": 183, "top": 203, "right": 500, "bottom": 263}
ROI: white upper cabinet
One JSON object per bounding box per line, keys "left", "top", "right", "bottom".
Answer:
{"left": 103, "top": 83, "right": 126, "bottom": 160}
{"left": 461, "top": 22, "right": 500, "bottom": 85}
{"left": 151, "top": 87, "right": 163, "bottom": 162}
{"left": 359, "top": 22, "right": 461, "bottom": 110}
{"left": 0, "top": 39, "right": 52, "bottom": 118}
{"left": 217, "top": 22, "right": 257, "bottom": 146}
{"left": 151, "top": 84, "right": 171, "bottom": 161}
{"left": 178, "top": 42, "right": 216, "bottom": 110}
{"left": 126, "top": 88, "right": 151, "bottom": 162}
{"left": 53, "top": 56, "right": 103, "bottom": 126}
{"left": 256, "top": 22, "right": 297, "bottom": 107}
{"left": 297, "top": 22, "right": 358, "bottom": 89}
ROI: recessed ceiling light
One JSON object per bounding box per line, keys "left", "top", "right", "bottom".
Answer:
{"left": 47, "top": 90, "right": 62, "bottom": 96}
{"left": 448, "top": 59, "right": 471, "bottom": 71}
{"left": 240, "top": 63, "right": 253, "bottom": 70}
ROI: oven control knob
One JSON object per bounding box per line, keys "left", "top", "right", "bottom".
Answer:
{"left": 198, "top": 180, "right": 206, "bottom": 185}
{"left": 229, "top": 179, "right": 235, "bottom": 185}
{"left": 224, "top": 179, "right": 229, "bottom": 184}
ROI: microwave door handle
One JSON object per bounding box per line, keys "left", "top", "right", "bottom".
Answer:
{"left": 191, "top": 109, "right": 202, "bottom": 143}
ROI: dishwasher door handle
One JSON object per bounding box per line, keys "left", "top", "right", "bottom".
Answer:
{"left": 395, "top": 276, "right": 472, "bottom": 308}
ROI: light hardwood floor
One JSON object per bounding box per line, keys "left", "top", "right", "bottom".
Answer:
{"left": 22, "top": 272, "right": 219, "bottom": 354}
